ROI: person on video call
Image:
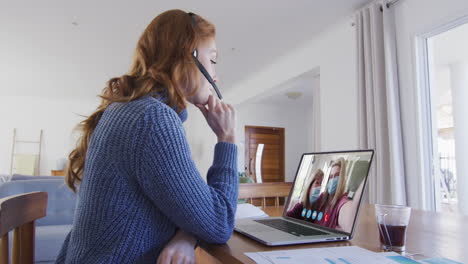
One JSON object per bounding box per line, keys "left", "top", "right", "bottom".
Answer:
{"left": 311, "top": 158, "right": 367, "bottom": 232}
{"left": 314, "top": 158, "right": 349, "bottom": 229}
{"left": 286, "top": 169, "right": 325, "bottom": 218}
{"left": 56, "top": 10, "right": 238, "bottom": 264}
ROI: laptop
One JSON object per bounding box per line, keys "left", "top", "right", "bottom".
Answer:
{"left": 234, "top": 150, "right": 374, "bottom": 246}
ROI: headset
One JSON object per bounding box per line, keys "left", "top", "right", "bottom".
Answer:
{"left": 188, "top": 12, "right": 223, "bottom": 100}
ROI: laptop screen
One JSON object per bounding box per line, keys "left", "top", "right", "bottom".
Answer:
{"left": 284, "top": 150, "right": 373, "bottom": 234}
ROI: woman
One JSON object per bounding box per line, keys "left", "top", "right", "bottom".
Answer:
{"left": 286, "top": 169, "right": 324, "bottom": 219}
{"left": 56, "top": 10, "right": 238, "bottom": 264}
{"left": 314, "top": 158, "right": 349, "bottom": 229}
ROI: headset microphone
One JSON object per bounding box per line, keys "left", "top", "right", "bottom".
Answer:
{"left": 188, "top": 12, "right": 223, "bottom": 100}
{"left": 191, "top": 49, "right": 222, "bottom": 99}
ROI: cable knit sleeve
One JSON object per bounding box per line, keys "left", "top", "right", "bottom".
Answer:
{"left": 134, "top": 103, "right": 238, "bottom": 244}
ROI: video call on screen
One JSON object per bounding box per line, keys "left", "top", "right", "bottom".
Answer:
{"left": 285, "top": 151, "right": 372, "bottom": 233}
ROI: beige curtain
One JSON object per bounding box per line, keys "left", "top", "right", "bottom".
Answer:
{"left": 356, "top": 1, "right": 407, "bottom": 205}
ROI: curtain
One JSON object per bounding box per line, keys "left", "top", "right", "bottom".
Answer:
{"left": 356, "top": 0, "right": 407, "bottom": 205}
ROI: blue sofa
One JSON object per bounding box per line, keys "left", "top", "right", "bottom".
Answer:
{"left": 0, "top": 177, "right": 76, "bottom": 263}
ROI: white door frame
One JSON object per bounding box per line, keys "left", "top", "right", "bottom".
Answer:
{"left": 414, "top": 14, "right": 468, "bottom": 212}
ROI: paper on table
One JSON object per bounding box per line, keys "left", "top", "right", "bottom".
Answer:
{"left": 245, "top": 246, "right": 420, "bottom": 264}
{"left": 235, "top": 203, "right": 269, "bottom": 219}
{"left": 376, "top": 252, "right": 464, "bottom": 264}
{"left": 376, "top": 252, "right": 425, "bottom": 263}
{"left": 419, "top": 258, "right": 464, "bottom": 264}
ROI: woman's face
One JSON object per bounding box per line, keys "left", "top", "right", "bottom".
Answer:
{"left": 326, "top": 165, "right": 341, "bottom": 195}
{"left": 186, "top": 37, "right": 218, "bottom": 105}
{"left": 329, "top": 165, "right": 341, "bottom": 179}
{"left": 311, "top": 174, "right": 323, "bottom": 189}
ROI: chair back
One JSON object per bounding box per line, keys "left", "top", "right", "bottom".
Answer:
{"left": 0, "top": 192, "right": 47, "bottom": 264}
{"left": 238, "top": 182, "right": 292, "bottom": 208}
{"left": 0, "top": 180, "right": 75, "bottom": 226}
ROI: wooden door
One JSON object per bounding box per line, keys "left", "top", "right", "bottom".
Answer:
{"left": 244, "top": 126, "right": 285, "bottom": 183}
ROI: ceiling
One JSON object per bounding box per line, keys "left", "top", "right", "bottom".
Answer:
{"left": 246, "top": 69, "right": 319, "bottom": 107}
{"left": 0, "top": 0, "right": 370, "bottom": 99}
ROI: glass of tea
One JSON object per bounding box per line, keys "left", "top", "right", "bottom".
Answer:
{"left": 374, "top": 204, "right": 411, "bottom": 252}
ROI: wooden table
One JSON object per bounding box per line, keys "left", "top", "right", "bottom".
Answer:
{"left": 199, "top": 204, "right": 468, "bottom": 263}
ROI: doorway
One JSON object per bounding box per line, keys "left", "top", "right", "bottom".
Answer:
{"left": 244, "top": 126, "right": 285, "bottom": 183}
{"left": 418, "top": 18, "right": 468, "bottom": 214}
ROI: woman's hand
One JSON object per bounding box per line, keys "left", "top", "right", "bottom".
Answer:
{"left": 196, "top": 95, "right": 236, "bottom": 144}
{"left": 156, "top": 230, "right": 197, "bottom": 264}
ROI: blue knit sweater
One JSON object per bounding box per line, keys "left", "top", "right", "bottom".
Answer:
{"left": 56, "top": 95, "right": 238, "bottom": 263}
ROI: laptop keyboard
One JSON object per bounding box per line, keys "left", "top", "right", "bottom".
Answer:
{"left": 254, "top": 219, "right": 328, "bottom": 237}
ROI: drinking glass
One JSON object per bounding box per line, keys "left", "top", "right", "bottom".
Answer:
{"left": 374, "top": 204, "right": 411, "bottom": 252}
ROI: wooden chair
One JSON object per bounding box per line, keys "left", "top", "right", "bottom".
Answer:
{"left": 238, "top": 182, "right": 293, "bottom": 208}
{"left": 0, "top": 192, "right": 48, "bottom": 264}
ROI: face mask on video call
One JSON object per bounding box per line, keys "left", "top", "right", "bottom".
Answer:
{"left": 327, "top": 177, "right": 339, "bottom": 194}
{"left": 308, "top": 187, "right": 321, "bottom": 204}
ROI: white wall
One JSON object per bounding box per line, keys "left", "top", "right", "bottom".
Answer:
{"left": 183, "top": 104, "right": 218, "bottom": 179}
{"left": 236, "top": 103, "right": 311, "bottom": 182}
{"left": 393, "top": 0, "right": 468, "bottom": 209}
{"left": 449, "top": 62, "right": 468, "bottom": 215}
{"left": 226, "top": 19, "right": 358, "bottom": 152}
{"left": 183, "top": 102, "right": 312, "bottom": 183}
{"left": 0, "top": 97, "right": 220, "bottom": 179}
{"left": 0, "top": 96, "right": 99, "bottom": 175}
{"left": 0, "top": 96, "right": 222, "bottom": 180}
